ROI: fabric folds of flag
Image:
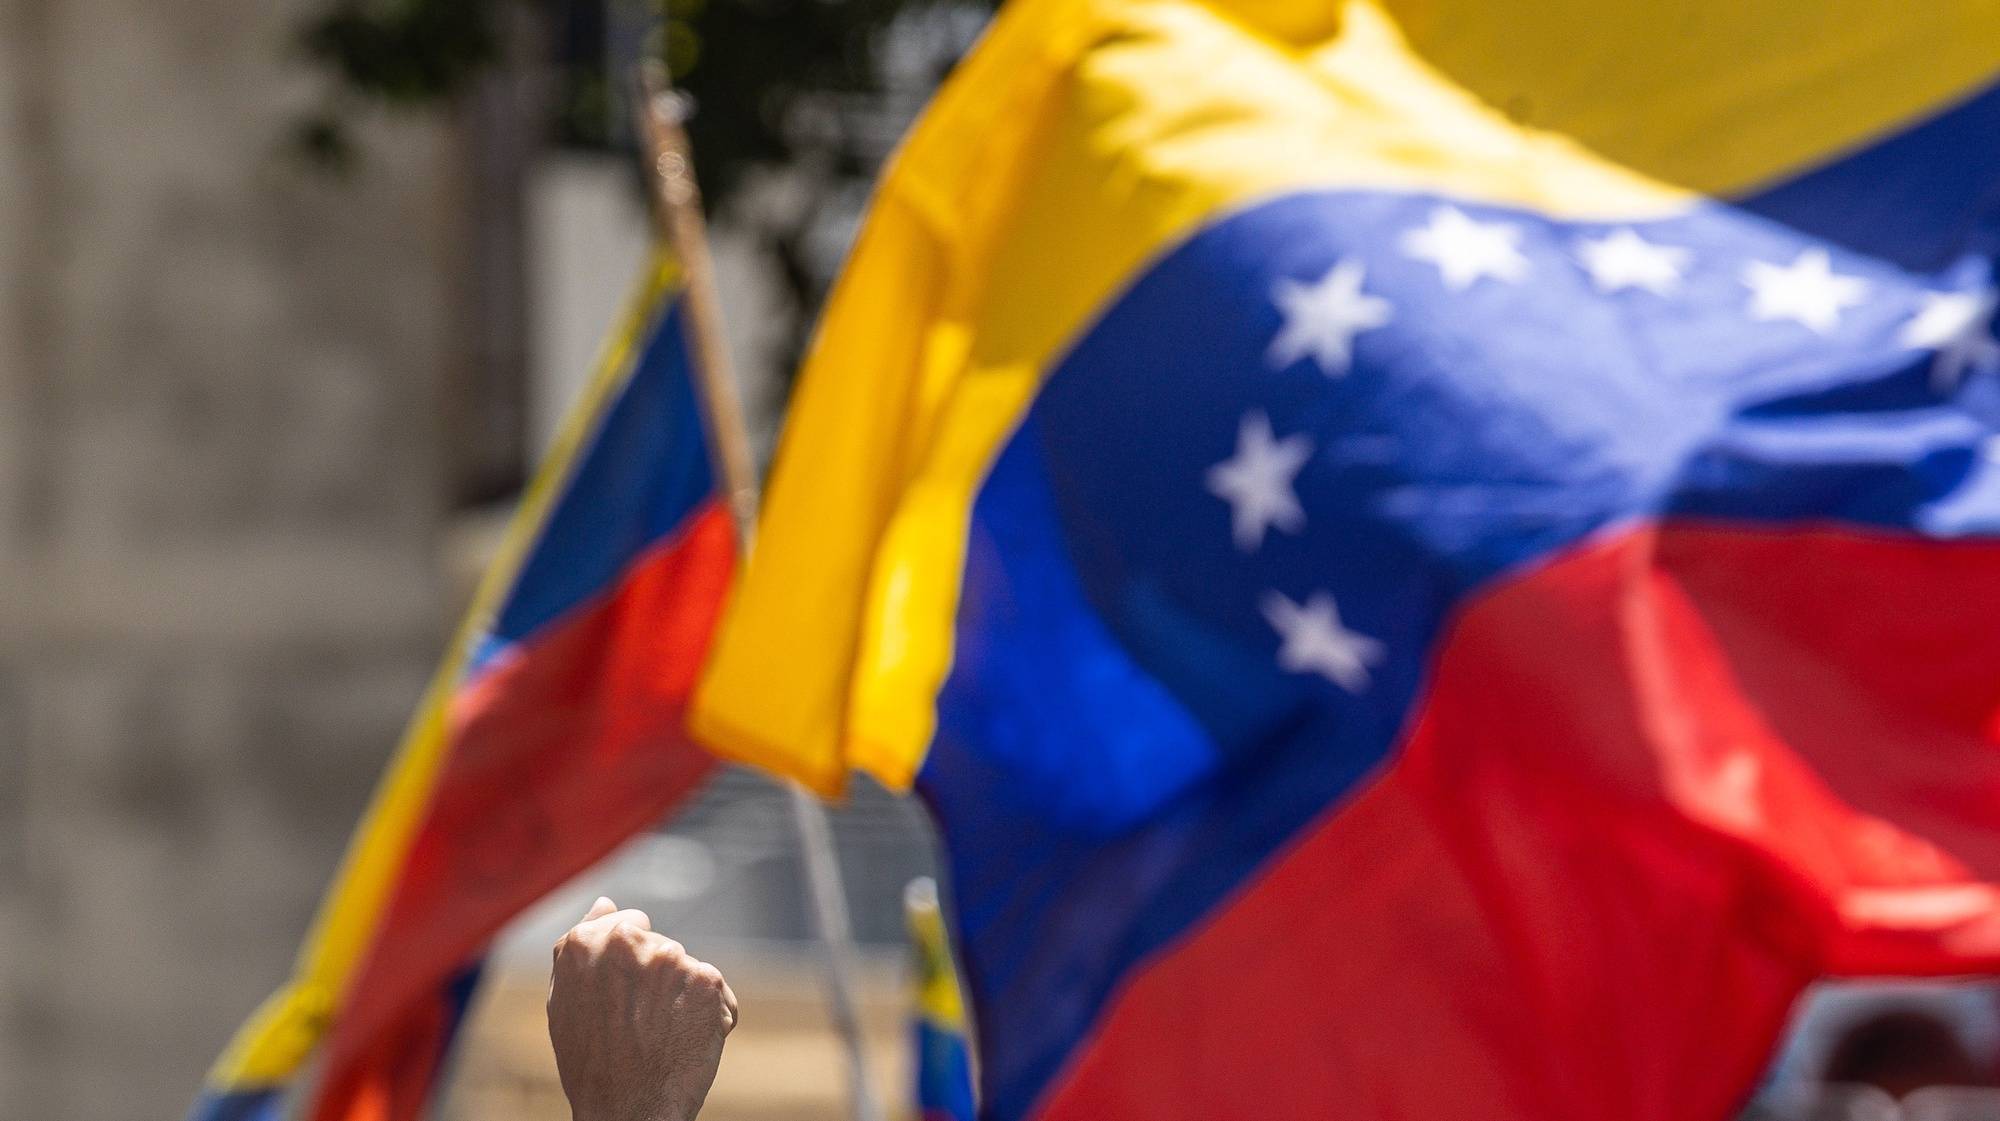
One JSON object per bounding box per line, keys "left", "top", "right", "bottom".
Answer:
{"left": 191, "top": 253, "right": 735, "bottom": 1121}
{"left": 906, "top": 879, "right": 977, "bottom": 1121}
{"left": 694, "top": 1, "right": 2000, "bottom": 1118}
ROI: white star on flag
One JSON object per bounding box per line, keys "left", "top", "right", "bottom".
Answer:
{"left": 1207, "top": 411, "right": 1314, "bottom": 551}
{"left": 1900, "top": 287, "right": 2000, "bottom": 392}
{"left": 1267, "top": 258, "right": 1394, "bottom": 376}
{"left": 1742, "top": 248, "right": 1868, "bottom": 334}
{"left": 1574, "top": 228, "right": 1689, "bottom": 295}
{"left": 1399, "top": 206, "right": 1529, "bottom": 290}
{"left": 1261, "top": 590, "right": 1384, "bottom": 693}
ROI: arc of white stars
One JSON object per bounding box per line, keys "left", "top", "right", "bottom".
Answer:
{"left": 1261, "top": 590, "right": 1384, "bottom": 694}
{"left": 1900, "top": 287, "right": 2000, "bottom": 392}
{"left": 1207, "top": 410, "right": 1314, "bottom": 551}
{"left": 1399, "top": 206, "right": 1529, "bottom": 290}
{"left": 1741, "top": 248, "right": 1868, "bottom": 334}
{"left": 1266, "top": 258, "right": 1394, "bottom": 377}
{"left": 1573, "top": 228, "right": 1689, "bottom": 295}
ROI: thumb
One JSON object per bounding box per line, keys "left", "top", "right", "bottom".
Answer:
{"left": 584, "top": 896, "right": 618, "bottom": 922}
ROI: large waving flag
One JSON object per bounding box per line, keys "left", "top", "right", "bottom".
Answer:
{"left": 193, "top": 253, "right": 734, "bottom": 1121}
{"left": 694, "top": 0, "right": 2000, "bottom": 1117}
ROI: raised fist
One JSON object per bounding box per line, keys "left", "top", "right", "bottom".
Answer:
{"left": 548, "top": 897, "right": 738, "bottom": 1121}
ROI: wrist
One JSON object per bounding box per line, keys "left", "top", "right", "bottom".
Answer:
{"left": 573, "top": 1105, "right": 694, "bottom": 1121}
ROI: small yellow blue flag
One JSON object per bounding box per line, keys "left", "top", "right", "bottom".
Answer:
{"left": 906, "top": 878, "right": 975, "bottom": 1121}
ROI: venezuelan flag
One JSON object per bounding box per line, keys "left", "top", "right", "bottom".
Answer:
{"left": 694, "top": 1, "right": 2000, "bottom": 1117}
{"left": 191, "top": 252, "right": 734, "bottom": 1121}
{"left": 906, "top": 879, "right": 977, "bottom": 1121}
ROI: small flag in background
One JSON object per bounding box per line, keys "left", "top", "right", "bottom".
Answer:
{"left": 191, "top": 251, "right": 736, "bottom": 1121}
{"left": 905, "top": 878, "right": 976, "bottom": 1121}
{"left": 693, "top": 0, "right": 2000, "bottom": 1118}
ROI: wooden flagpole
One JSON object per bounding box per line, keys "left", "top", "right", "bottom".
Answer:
{"left": 632, "top": 62, "right": 885, "bottom": 1121}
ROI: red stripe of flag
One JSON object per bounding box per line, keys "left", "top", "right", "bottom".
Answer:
{"left": 1036, "top": 523, "right": 2000, "bottom": 1121}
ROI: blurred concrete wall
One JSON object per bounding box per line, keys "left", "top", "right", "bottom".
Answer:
{"left": 0, "top": 2, "right": 470, "bottom": 1116}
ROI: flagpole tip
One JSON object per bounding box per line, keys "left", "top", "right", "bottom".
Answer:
{"left": 905, "top": 876, "right": 941, "bottom": 914}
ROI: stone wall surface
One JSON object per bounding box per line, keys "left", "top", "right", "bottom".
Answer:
{"left": 0, "top": 1, "right": 466, "bottom": 1115}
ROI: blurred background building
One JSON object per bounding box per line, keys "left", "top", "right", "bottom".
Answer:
{"left": 3, "top": 2, "right": 460, "bottom": 1116}
{"left": 0, "top": 0, "right": 967, "bottom": 1117}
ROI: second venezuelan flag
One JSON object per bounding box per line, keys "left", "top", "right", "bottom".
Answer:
{"left": 195, "top": 253, "right": 734, "bottom": 1121}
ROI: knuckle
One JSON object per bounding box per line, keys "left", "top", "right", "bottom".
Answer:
{"left": 552, "top": 935, "right": 591, "bottom": 968}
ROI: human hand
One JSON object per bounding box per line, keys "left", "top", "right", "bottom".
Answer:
{"left": 548, "top": 897, "right": 739, "bottom": 1121}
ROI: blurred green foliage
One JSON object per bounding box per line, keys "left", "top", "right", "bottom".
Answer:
{"left": 304, "top": 3, "right": 503, "bottom": 105}
{"left": 295, "top": 0, "right": 983, "bottom": 369}
{"left": 296, "top": 0, "right": 928, "bottom": 211}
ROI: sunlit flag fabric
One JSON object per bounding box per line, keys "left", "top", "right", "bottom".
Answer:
{"left": 693, "top": 0, "right": 2000, "bottom": 1117}
{"left": 191, "top": 254, "right": 734, "bottom": 1121}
